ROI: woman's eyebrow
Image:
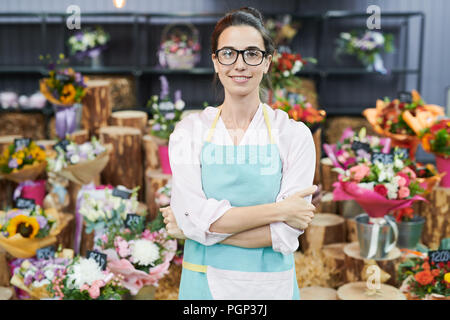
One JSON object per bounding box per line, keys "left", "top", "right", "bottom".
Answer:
{"left": 218, "top": 46, "right": 263, "bottom": 50}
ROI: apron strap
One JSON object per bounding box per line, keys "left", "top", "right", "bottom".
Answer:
{"left": 205, "top": 104, "right": 274, "bottom": 144}
{"left": 183, "top": 260, "right": 207, "bottom": 273}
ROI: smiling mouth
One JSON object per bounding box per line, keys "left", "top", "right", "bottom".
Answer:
{"left": 229, "top": 76, "right": 252, "bottom": 82}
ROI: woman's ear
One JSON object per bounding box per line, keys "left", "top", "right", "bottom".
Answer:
{"left": 264, "top": 54, "right": 273, "bottom": 74}
{"left": 212, "top": 53, "right": 219, "bottom": 73}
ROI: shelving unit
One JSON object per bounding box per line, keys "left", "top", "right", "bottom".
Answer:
{"left": 0, "top": 10, "right": 425, "bottom": 118}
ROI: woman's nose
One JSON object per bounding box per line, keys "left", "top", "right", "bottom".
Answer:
{"left": 234, "top": 53, "right": 247, "bottom": 70}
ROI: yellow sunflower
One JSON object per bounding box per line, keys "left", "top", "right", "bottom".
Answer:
{"left": 6, "top": 215, "right": 40, "bottom": 239}
{"left": 60, "top": 84, "right": 76, "bottom": 105}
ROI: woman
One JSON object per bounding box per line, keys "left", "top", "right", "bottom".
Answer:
{"left": 163, "top": 7, "right": 317, "bottom": 300}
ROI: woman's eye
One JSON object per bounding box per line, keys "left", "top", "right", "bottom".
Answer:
{"left": 222, "top": 50, "right": 233, "bottom": 57}
{"left": 246, "top": 51, "right": 258, "bottom": 57}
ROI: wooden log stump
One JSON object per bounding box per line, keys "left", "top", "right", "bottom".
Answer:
{"left": 145, "top": 168, "right": 172, "bottom": 221}
{"left": 0, "top": 248, "right": 11, "bottom": 287}
{"left": 299, "top": 286, "right": 337, "bottom": 300}
{"left": 345, "top": 217, "right": 358, "bottom": 242}
{"left": 343, "top": 242, "right": 402, "bottom": 287}
{"left": 99, "top": 126, "right": 143, "bottom": 198}
{"left": 109, "top": 110, "right": 148, "bottom": 135}
{"left": 0, "top": 179, "right": 17, "bottom": 210}
{"left": 323, "top": 243, "right": 347, "bottom": 288}
{"left": 142, "top": 135, "right": 166, "bottom": 171}
{"left": 68, "top": 129, "right": 90, "bottom": 144}
{"left": 55, "top": 213, "right": 75, "bottom": 250}
{"left": 337, "top": 282, "right": 406, "bottom": 300}
{"left": 82, "top": 80, "right": 111, "bottom": 138}
{"left": 300, "top": 213, "right": 345, "bottom": 253}
{"left": 418, "top": 187, "right": 450, "bottom": 250}
{"left": 315, "top": 192, "right": 339, "bottom": 215}
{"left": 312, "top": 128, "right": 322, "bottom": 186}
{"left": 0, "top": 286, "right": 14, "bottom": 300}
{"left": 321, "top": 158, "right": 338, "bottom": 193}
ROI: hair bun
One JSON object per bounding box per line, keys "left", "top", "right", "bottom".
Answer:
{"left": 239, "top": 7, "right": 264, "bottom": 22}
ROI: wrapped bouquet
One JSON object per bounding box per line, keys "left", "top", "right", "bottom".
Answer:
{"left": 363, "top": 90, "right": 444, "bottom": 160}
{"left": 67, "top": 27, "right": 110, "bottom": 61}
{"left": 0, "top": 139, "right": 48, "bottom": 183}
{"left": 47, "top": 137, "right": 111, "bottom": 185}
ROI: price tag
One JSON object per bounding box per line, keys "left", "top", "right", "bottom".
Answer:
{"left": 86, "top": 250, "right": 107, "bottom": 271}
{"left": 398, "top": 91, "right": 412, "bottom": 104}
{"left": 351, "top": 141, "right": 372, "bottom": 153}
{"left": 53, "top": 139, "right": 71, "bottom": 152}
{"left": 14, "top": 138, "right": 31, "bottom": 150}
{"left": 36, "top": 245, "right": 56, "bottom": 260}
{"left": 124, "top": 213, "right": 143, "bottom": 230}
{"left": 15, "top": 197, "right": 36, "bottom": 210}
{"left": 428, "top": 250, "right": 450, "bottom": 264}
{"left": 112, "top": 186, "right": 132, "bottom": 200}
{"left": 371, "top": 152, "right": 394, "bottom": 165}
{"left": 393, "top": 147, "right": 409, "bottom": 159}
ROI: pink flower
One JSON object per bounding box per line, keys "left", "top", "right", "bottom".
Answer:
{"left": 374, "top": 184, "right": 388, "bottom": 197}
{"left": 100, "top": 234, "right": 108, "bottom": 243}
{"left": 396, "top": 172, "right": 410, "bottom": 186}
{"left": 349, "top": 164, "right": 371, "bottom": 182}
{"left": 398, "top": 186, "right": 410, "bottom": 199}
{"left": 141, "top": 229, "right": 152, "bottom": 240}
{"left": 115, "top": 238, "right": 131, "bottom": 258}
{"left": 88, "top": 280, "right": 105, "bottom": 299}
{"left": 401, "top": 166, "right": 417, "bottom": 180}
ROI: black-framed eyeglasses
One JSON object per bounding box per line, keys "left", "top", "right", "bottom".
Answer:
{"left": 215, "top": 48, "right": 267, "bottom": 66}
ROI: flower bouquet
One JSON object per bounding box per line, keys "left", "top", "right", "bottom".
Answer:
{"left": 158, "top": 23, "right": 201, "bottom": 69}
{"left": 420, "top": 119, "right": 450, "bottom": 187}
{"left": 363, "top": 90, "right": 445, "bottom": 160}
{"left": 0, "top": 139, "right": 48, "bottom": 183}
{"left": 47, "top": 136, "right": 112, "bottom": 185}
{"left": 270, "top": 94, "right": 326, "bottom": 132}
{"left": 323, "top": 127, "right": 391, "bottom": 170}
{"left": 10, "top": 255, "right": 72, "bottom": 299}
{"left": 335, "top": 30, "right": 394, "bottom": 74}
{"left": 48, "top": 256, "right": 128, "bottom": 300}
{"left": 39, "top": 54, "right": 87, "bottom": 139}
{"left": 95, "top": 217, "right": 177, "bottom": 295}
{"left": 270, "top": 52, "right": 316, "bottom": 91}
{"left": 0, "top": 206, "right": 68, "bottom": 258}
{"left": 148, "top": 76, "right": 185, "bottom": 174}
{"left": 265, "top": 15, "right": 301, "bottom": 53}
{"left": 67, "top": 26, "right": 110, "bottom": 66}
{"left": 398, "top": 256, "right": 450, "bottom": 300}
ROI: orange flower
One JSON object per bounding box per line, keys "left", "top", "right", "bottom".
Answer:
{"left": 422, "top": 262, "right": 430, "bottom": 270}
{"left": 60, "top": 84, "right": 76, "bottom": 104}
{"left": 415, "top": 270, "right": 434, "bottom": 285}
{"left": 431, "top": 269, "right": 441, "bottom": 277}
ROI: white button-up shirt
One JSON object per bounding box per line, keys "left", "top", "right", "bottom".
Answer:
{"left": 169, "top": 103, "right": 316, "bottom": 255}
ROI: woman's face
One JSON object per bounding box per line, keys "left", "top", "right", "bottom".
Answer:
{"left": 212, "top": 25, "right": 272, "bottom": 98}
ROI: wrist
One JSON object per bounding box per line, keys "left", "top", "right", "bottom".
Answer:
{"left": 265, "top": 202, "right": 285, "bottom": 223}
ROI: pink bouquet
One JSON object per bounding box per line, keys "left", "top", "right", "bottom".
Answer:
{"left": 323, "top": 127, "right": 391, "bottom": 169}
{"left": 97, "top": 227, "right": 177, "bottom": 295}
{"left": 332, "top": 155, "right": 426, "bottom": 217}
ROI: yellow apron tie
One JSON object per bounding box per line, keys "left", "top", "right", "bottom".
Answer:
{"left": 182, "top": 260, "right": 207, "bottom": 273}
{"left": 205, "top": 104, "right": 273, "bottom": 144}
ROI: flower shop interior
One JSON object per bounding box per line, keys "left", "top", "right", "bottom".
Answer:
{"left": 0, "top": 0, "right": 449, "bottom": 301}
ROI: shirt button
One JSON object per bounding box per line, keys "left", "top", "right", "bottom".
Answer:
{"left": 185, "top": 212, "right": 189, "bottom": 216}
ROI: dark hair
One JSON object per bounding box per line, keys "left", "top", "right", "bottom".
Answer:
{"left": 211, "top": 7, "right": 275, "bottom": 102}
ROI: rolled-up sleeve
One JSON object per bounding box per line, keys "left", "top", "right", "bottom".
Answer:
{"left": 271, "top": 117, "right": 316, "bottom": 255}
{"left": 169, "top": 115, "right": 233, "bottom": 246}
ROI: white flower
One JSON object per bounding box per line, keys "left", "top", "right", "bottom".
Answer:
{"left": 66, "top": 258, "right": 107, "bottom": 290}
{"left": 160, "top": 101, "right": 174, "bottom": 111}
{"left": 385, "top": 182, "right": 398, "bottom": 199}
{"left": 161, "top": 124, "right": 167, "bottom": 130}
{"left": 70, "top": 154, "right": 80, "bottom": 164}
{"left": 358, "top": 182, "right": 375, "bottom": 190}
{"left": 371, "top": 32, "right": 385, "bottom": 45}
{"left": 79, "top": 143, "right": 93, "bottom": 155}
{"left": 33, "top": 279, "right": 50, "bottom": 288}
{"left": 131, "top": 239, "right": 160, "bottom": 266}
{"left": 394, "top": 158, "right": 404, "bottom": 170}
{"left": 378, "top": 170, "right": 387, "bottom": 182}
{"left": 175, "top": 100, "right": 185, "bottom": 111}
{"left": 341, "top": 32, "right": 351, "bottom": 40}
{"left": 44, "top": 270, "right": 55, "bottom": 281}
{"left": 152, "top": 103, "right": 158, "bottom": 110}
{"left": 283, "top": 70, "right": 290, "bottom": 77}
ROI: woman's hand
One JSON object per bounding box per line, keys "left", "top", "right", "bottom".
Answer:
{"left": 161, "top": 206, "right": 187, "bottom": 239}
{"left": 277, "top": 186, "right": 317, "bottom": 230}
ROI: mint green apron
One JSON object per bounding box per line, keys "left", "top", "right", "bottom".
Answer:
{"left": 179, "top": 105, "right": 300, "bottom": 300}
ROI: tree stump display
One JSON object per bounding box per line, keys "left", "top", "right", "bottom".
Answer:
{"left": 300, "top": 213, "right": 345, "bottom": 253}
{"left": 0, "top": 248, "right": 11, "bottom": 287}
{"left": 0, "top": 113, "right": 46, "bottom": 139}
{"left": 0, "top": 286, "right": 14, "bottom": 300}
{"left": 299, "top": 286, "right": 337, "bottom": 300}
{"left": 315, "top": 192, "right": 339, "bottom": 215}
{"left": 68, "top": 129, "right": 89, "bottom": 144}
{"left": 109, "top": 110, "right": 148, "bottom": 135}
{"left": 145, "top": 168, "right": 172, "bottom": 221}
{"left": 143, "top": 135, "right": 166, "bottom": 171}
{"left": 321, "top": 158, "right": 339, "bottom": 192}
{"left": 418, "top": 187, "right": 450, "bottom": 250}
{"left": 343, "top": 242, "right": 402, "bottom": 287}
{"left": 82, "top": 80, "right": 111, "bottom": 138}
{"left": 55, "top": 213, "right": 75, "bottom": 250}
{"left": 323, "top": 243, "right": 347, "bottom": 288}
{"left": 337, "top": 282, "right": 406, "bottom": 300}
{"left": 345, "top": 217, "right": 358, "bottom": 242}
{"left": 99, "top": 126, "right": 143, "bottom": 198}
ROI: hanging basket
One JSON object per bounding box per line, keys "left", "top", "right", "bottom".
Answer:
{"left": 158, "top": 23, "right": 201, "bottom": 70}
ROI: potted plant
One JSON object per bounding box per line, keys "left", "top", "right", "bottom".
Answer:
{"left": 147, "top": 76, "right": 185, "bottom": 175}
